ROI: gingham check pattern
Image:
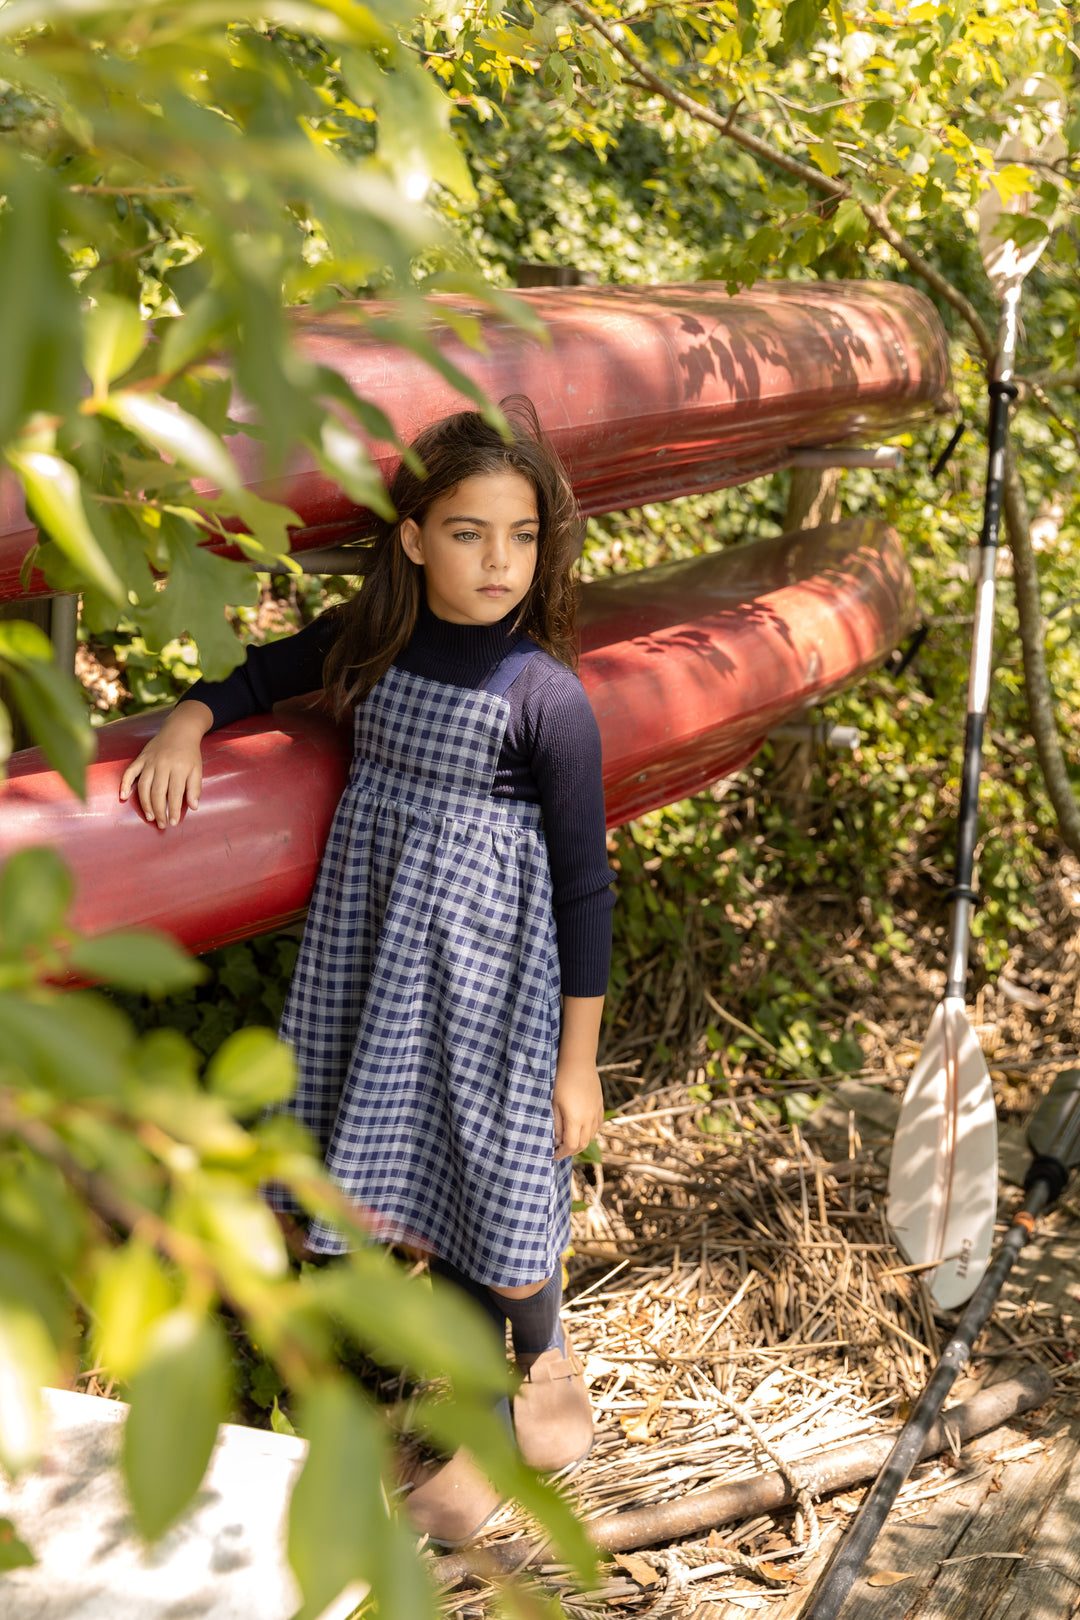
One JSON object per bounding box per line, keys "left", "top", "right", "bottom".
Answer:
{"left": 276, "top": 662, "right": 571, "bottom": 1286}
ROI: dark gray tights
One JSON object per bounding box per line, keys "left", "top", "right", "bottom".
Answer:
{"left": 430, "top": 1258, "right": 564, "bottom": 1358}
{"left": 495, "top": 1268, "right": 564, "bottom": 1358}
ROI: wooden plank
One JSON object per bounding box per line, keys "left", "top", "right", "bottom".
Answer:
{"left": 697, "top": 1407, "right": 1075, "bottom": 1619}
{"left": 907, "top": 1431, "right": 1077, "bottom": 1619}
{"left": 685, "top": 1427, "right": 1002, "bottom": 1620}
{"left": 978, "top": 1435, "right": 1080, "bottom": 1619}
{"left": 793, "top": 1426, "right": 1004, "bottom": 1620}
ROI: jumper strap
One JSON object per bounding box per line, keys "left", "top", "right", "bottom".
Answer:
{"left": 485, "top": 637, "right": 543, "bottom": 698}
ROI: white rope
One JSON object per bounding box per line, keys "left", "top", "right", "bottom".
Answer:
{"left": 633, "top": 1390, "right": 822, "bottom": 1614}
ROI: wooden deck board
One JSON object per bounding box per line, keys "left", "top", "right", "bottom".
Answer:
{"left": 686, "top": 1190, "right": 1080, "bottom": 1620}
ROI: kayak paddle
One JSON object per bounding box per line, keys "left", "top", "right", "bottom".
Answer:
{"left": 886, "top": 87, "right": 1063, "bottom": 1309}
{"left": 806, "top": 1064, "right": 1080, "bottom": 1620}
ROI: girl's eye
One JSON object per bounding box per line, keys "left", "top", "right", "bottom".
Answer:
{"left": 515, "top": 531, "right": 538, "bottom": 545}
{"left": 453, "top": 530, "right": 481, "bottom": 543}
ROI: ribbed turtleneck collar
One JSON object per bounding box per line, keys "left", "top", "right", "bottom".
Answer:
{"left": 410, "top": 597, "right": 521, "bottom": 674}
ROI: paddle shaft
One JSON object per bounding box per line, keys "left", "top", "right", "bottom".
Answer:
{"left": 802, "top": 1173, "right": 1050, "bottom": 1620}
{"left": 945, "top": 281, "right": 1021, "bottom": 997}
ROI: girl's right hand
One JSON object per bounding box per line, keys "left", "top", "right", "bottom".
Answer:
{"left": 119, "top": 700, "right": 214, "bottom": 830}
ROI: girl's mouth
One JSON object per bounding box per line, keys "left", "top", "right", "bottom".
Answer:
{"left": 479, "top": 585, "right": 510, "bottom": 596}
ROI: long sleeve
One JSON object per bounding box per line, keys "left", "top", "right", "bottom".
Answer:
{"left": 177, "top": 616, "right": 337, "bottom": 730}
{"left": 521, "top": 668, "right": 615, "bottom": 998}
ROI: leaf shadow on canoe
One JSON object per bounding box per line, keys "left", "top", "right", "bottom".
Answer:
{"left": 672, "top": 297, "right": 882, "bottom": 408}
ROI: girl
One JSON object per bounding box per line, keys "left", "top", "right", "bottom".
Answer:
{"left": 119, "top": 402, "right": 615, "bottom": 1544}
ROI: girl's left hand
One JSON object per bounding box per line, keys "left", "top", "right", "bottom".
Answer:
{"left": 552, "top": 1060, "right": 604, "bottom": 1161}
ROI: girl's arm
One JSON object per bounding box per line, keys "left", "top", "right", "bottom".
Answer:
{"left": 119, "top": 699, "right": 213, "bottom": 829}
{"left": 118, "top": 615, "right": 337, "bottom": 830}
{"left": 553, "top": 994, "right": 605, "bottom": 1160}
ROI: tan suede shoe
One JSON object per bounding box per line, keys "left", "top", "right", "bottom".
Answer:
{"left": 513, "top": 1334, "right": 594, "bottom": 1475}
{"left": 404, "top": 1449, "right": 505, "bottom": 1546}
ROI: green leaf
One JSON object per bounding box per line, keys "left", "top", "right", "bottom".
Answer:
{"left": 206, "top": 1026, "right": 296, "bottom": 1115}
{"left": 123, "top": 1310, "right": 230, "bottom": 1541}
{"left": 0, "top": 1298, "right": 56, "bottom": 1476}
{"left": 0, "top": 155, "right": 82, "bottom": 446}
{"left": 0, "top": 620, "right": 93, "bottom": 796}
{"left": 782, "top": 0, "right": 827, "bottom": 47}
{"left": 0, "top": 989, "right": 133, "bottom": 1099}
{"left": 861, "top": 99, "right": 895, "bottom": 135}
{"left": 289, "top": 1379, "right": 436, "bottom": 1620}
{"left": 0, "top": 1156, "right": 84, "bottom": 1271}
{"left": 133, "top": 1027, "right": 201, "bottom": 1091}
{"left": 745, "top": 224, "right": 784, "bottom": 263}
{"left": 315, "top": 417, "right": 392, "bottom": 514}
{"left": 0, "top": 846, "right": 73, "bottom": 955}
{"left": 832, "top": 197, "right": 869, "bottom": 243}
{"left": 68, "top": 930, "right": 205, "bottom": 996}
{"left": 808, "top": 138, "right": 842, "bottom": 178}
{"left": 228, "top": 489, "right": 303, "bottom": 568}
{"left": 84, "top": 296, "right": 146, "bottom": 399}
{"left": 248, "top": 1360, "right": 284, "bottom": 1410}
{"left": 5, "top": 450, "right": 124, "bottom": 603}
{"left": 186, "top": 1178, "right": 289, "bottom": 1282}
{"left": 103, "top": 392, "right": 242, "bottom": 495}
{"left": 155, "top": 289, "right": 231, "bottom": 380}
{"left": 315, "top": 1253, "right": 507, "bottom": 1400}
{"left": 1004, "top": 215, "right": 1050, "bottom": 251}
{"left": 270, "top": 1397, "right": 296, "bottom": 1435}
{"left": 782, "top": 1090, "right": 818, "bottom": 1124}
{"left": 92, "top": 1238, "right": 175, "bottom": 1380}
{"left": 137, "top": 516, "right": 258, "bottom": 682}
{"left": 0, "top": 1518, "right": 35, "bottom": 1572}
{"left": 575, "top": 1137, "right": 602, "bottom": 1165}
{"left": 135, "top": 1084, "right": 256, "bottom": 1162}
{"left": 413, "top": 1395, "right": 595, "bottom": 1584}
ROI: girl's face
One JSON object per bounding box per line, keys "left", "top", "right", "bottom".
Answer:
{"left": 399, "top": 471, "right": 539, "bottom": 626}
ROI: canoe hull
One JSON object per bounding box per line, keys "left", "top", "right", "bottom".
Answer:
{"left": 0, "top": 281, "right": 947, "bottom": 600}
{"left": 0, "top": 519, "right": 915, "bottom": 954}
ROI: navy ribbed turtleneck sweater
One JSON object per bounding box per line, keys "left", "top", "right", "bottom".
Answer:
{"left": 178, "top": 601, "right": 615, "bottom": 996}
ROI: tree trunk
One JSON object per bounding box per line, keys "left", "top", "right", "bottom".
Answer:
{"left": 768, "top": 469, "right": 843, "bottom": 810}
{"left": 784, "top": 466, "right": 841, "bottom": 533}
{"left": 1003, "top": 444, "right": 1080, "bottom": 860}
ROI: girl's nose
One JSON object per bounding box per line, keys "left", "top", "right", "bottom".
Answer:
{"left": 485, "top": 536, "right": 511, "bottom": 569}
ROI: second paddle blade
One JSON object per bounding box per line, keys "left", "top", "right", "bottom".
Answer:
{"left": 886, "top": 996, "right": 998, "bottom": 1309}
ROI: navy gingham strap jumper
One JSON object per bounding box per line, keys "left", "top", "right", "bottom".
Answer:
{"left": 277, "top": 641, "right": 572, "bottom": 1286}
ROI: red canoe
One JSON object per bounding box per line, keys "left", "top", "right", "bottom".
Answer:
{"left": 0, "top": 519, "right": 915, "bottom": 954}
{"left": 0, "top": 281, "right": 947, "bottom": 601}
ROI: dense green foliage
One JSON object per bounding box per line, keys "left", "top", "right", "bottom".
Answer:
{"left": 2, "top": 3, "right": 1080, "bottom": 1615}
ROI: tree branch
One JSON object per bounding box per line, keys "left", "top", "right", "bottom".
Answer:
{"left": 68, "top": 184, "right": 196, "bottom": 196}
{"left": 0, "top": 1096, "right": 322, "bottom": 1386}
{"left": 1022, "top": 368, "right": 1080, "bottom": 392}
{"left": 562, "top": 0, "right": 996, "bottom": 361}
{"left": 1003, "top": 444, "right": 1080, "bottom": 860}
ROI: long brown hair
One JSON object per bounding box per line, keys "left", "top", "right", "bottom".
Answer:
{"left": 323, "top": 398, "right": 580, "bottom": 716}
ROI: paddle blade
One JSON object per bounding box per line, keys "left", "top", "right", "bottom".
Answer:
{"left": 886, "top": 997, "right": 998, "bottom": 1309}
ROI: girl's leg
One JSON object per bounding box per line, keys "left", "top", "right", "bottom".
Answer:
{"left": 405, "top": 1258, "right": 512, "bottom": 1545}
{"left": 429, "top": 1256, "right": 513, "bottom": 1437}
{"left": 431, "top": 1255, "right": 510, "bottom": 1342}
{"left": 491, "top": 1269, "right": 593, "bottom": 1474}
{"left": 489, "top": 1270, "right": 563, "bottom": 1357}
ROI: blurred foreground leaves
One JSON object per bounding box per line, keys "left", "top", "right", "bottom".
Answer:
{"left": 0, "top": 845, "right": 594, "bottom": 1613}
